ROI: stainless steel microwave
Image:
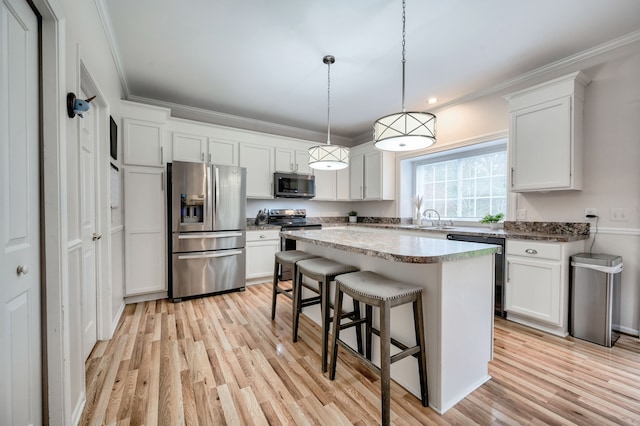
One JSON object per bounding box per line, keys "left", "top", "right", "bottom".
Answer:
{"left": 274, "top": 172, "right": 315, "bottom": 198}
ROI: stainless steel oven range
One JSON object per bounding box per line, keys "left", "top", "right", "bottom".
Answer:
{"left": 268, "top": 209, "right": 321, "bottom": 280}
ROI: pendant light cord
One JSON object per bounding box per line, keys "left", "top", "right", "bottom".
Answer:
{"left": 327, "top": 57, "right": 332, "bottom": 145}
{"left": 401, "top": 0, "right": 406, "bottom": 113}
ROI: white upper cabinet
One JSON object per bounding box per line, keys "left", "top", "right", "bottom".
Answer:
{"left": 506, "top": 71, "right": 590, "bottom": 192}
{"left": 349, "top": 143, "right": 395, "bottom": 200}
{"left": 208, "top": 138, "right": 238, "bottom": 166}
{"left": 275, "top": 147, "right": 311, "bottom": 174}
{"left": 122, "top": 102, "right": 170, "bottom": 167}
{"left": 240, "top": 143, "right": 275, "bottom": 198}
{"left": 313, "top": 169, "right": 337, "bottom": 200}
{"left": 172, "top": 132, "right": 207, "bottom": 163}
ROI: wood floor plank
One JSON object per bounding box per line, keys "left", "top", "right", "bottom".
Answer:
{"left": 80, "top": 283, "right": 640, "bottom": 425}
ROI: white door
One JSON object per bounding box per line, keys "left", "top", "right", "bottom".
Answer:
{"left": 79, "top": 89, "right": 98, "bottom": 359}
{"left": 0, "top": 0, "right": 42, "bottom": 424}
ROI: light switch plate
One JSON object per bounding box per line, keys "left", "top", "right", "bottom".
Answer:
{"left": 610, "top": 208, "right": 629, "bottom": 222}
{"left": 516, "top": 209, "right": 527, "bottom": 220}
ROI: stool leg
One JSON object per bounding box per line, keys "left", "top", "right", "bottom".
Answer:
{"left": 380, "top": 302, "right": 392, "bottom": 426}
{"left": 328, "top": 286, "right": 344, "bottom": 381}
{"left": 353, "top": 300, "right": 363, "bottom": 355}
{"left": 321, "top": 278, "right": 330, "bottom": 372}
{"left": 365, "top": 304, "right": 373, "bottom": 360}
{"left": 292, "top": 266, "right": 302, "bottom": 342}
{"left": 414, "top": 297, "right": 429, "bottom": 407}
{"left": 271, "top": 259, "right": 279, "bottom": 320}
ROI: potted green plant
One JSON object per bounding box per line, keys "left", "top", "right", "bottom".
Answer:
{"left": 348, "top": 210, "right": 358, "bottom": 223}
{"left": 480, "top": 213, "right": 504, "bottom": 229}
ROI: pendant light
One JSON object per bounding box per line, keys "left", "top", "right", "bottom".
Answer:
{"left": 373, "top": 0, "right": 436, "bottom": 152}
{"left": 308, "top": 55, "right": 349, "bottom": 170}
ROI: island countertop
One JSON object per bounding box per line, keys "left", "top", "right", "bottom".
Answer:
{"left": 281, "top": 227, "right": 498, "bottom": 263}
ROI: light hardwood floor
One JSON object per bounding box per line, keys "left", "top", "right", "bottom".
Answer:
{"left": 80, "top": 283, "right": 640, "bottom": 425}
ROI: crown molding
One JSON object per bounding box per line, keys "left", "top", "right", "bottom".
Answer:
{"left": 432, "top": 30, "right": 640, "bottom": 113}
{"left": 94, "top": 0, "right": 130, "bottom": 97}
{"left": 127, "top": 95, "right": 354, "bottom": 146}
{"left": 354, "top": 30, "right": 640, "bottom": 141}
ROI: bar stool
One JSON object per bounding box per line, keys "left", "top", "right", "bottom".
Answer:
{"left": 271, "top": 250, "right": 318, "bottom": 322}
{"left": 295, "top": 257, "right": 362, "bottom": 373}
{"left": 329, "top": 271, "right": 428, "bottom": 426}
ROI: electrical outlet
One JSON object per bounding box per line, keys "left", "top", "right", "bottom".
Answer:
{"left": 585, "top": 208, "right": 597, "bottom": 217}
{"left": 516, "top": 209, "right": 527, "bottom": 220}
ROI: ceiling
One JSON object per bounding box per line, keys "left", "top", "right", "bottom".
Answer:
{"left": 100, "top": 0, "right": 640, "bottom": 143}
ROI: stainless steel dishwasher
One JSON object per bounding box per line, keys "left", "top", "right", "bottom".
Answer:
{"left": 447, "top": 234, "right": 506, "bottom": 317}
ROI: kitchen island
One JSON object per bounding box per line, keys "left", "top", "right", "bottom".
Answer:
{"left": 282, "top": 227, "right": 499, "bottom": 414}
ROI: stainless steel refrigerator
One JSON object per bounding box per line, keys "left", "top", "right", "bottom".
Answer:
{"left": 168, "top": 161, "right": 247, "bottom": 300}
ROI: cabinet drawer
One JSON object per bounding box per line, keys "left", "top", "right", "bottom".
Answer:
{"left": 247, "top": 229, "right": 280, "bottom": 242}
{"left": 506, "top": 240, "right": 561, "bottom": 260}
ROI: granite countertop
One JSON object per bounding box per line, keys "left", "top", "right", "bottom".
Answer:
{"left": 246, "top": 224, "right": 281, "bottom": 231}
{"left": 281, "top": 228, "right": 499, "bottom": 264}
{"left": 320, "top": 222, "right": 589, "bottom": 243}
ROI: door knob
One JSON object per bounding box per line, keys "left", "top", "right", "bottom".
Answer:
{"left": 92, "top": 233, "right": 102, "bottom": 241}
{"left": 16, "top": 265, "right": 29, "bottom": 275}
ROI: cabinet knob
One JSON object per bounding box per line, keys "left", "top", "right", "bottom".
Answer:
{"left": 525, "top": 249, "right": 537, "bottom": 254}
{"left": 16, "top": 264, "right": 29, "bottom": 275}
{"left": 259, "top": 235, "right": 266, "bottom": 239}
{"left": 93, "top": 233, "right": 102, "bottom": 241}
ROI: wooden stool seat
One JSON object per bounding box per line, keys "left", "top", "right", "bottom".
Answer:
{"left": 329, "top": 271, "right": 428, "bottom": 426}
{"left": 296, "top": 257, "right": 362, "bottom": 373}
{"left": 271, "top": 250, "right": 319, "bottom": 322}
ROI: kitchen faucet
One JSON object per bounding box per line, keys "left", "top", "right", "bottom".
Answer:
{"left": 422, "top": 209, "right": 441, "bottom": 227}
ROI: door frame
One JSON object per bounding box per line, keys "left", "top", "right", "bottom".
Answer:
{"left": 30, "top": 0, "right": 68, "bottom": 423}
{"left": 79, "top": 61, "right": 113, "bottom": 342}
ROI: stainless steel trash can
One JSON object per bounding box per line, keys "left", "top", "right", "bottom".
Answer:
{"left": 570, "top": 253, "right": 623, "bottom": 347}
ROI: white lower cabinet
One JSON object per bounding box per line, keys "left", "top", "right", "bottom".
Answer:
{"left": 505, "top": 239, "right": 583, "bottom": 336}
{"left": 123, "top": 166, "right": 166, "bottom": 296}
{"left": 246, "top": 229, "right": 280, "bottom": 285}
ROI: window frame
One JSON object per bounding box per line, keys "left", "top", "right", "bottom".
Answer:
{"left": 411, "top": 139, "right": 508, "bottom": 221}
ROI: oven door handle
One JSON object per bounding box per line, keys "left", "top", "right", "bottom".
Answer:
{"left": 178, "top": 232, "right": 243, "bottom": 239}
{"left": 177, "top": 250, "right": 243, "bottom": 260}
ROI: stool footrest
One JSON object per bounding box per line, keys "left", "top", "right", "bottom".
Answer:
{"left": 338, "top": 317, "right": 367, "bottom": 331}
{"left": 390, "top": 346, "right": 421, "bottom": 364}
{"left": 368, "top": 327, "right": 421, "bottom": 360}
{"left": 337, "top": 340, "right": 381, "bottom": 376}
{"left": 299, "top": 296, "right": 322, "bottom": 308}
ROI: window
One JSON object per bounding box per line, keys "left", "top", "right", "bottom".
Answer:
{"left": 413, "top": 140, "right": 507, "bottom": 220}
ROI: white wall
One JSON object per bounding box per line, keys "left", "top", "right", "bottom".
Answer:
{"left": 60, "top": 0, "right": 126, "bottom": 420}
{"left": 515, "top": 51, "right": 640, "bottom": 333}
{"left": 393, "top": 46, "right": 640, "bottom": 334}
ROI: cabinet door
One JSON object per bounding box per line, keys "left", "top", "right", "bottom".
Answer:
{"left": 295, "top": 150, "right": 311, "bottom": 174}
{"left": 123, "top": 118, "right": 164, "bottom": 166}
{"left": 510, "top": 97, "right": 572, "bottom": 191}
{"left": 313, "top": 170, "right": 336, "bottom": 200}
{"left": 246, "top": 238, "right": 279, "bottom": 281}
{"left": 506, "top": 256, "right": 561, "bottom": 325}
{"left": 208, "top": 138, "right": 238, "bottom": 166}
{"left": 364, "top": 151, "right": 382, "bottom": 200}
{"left": 349, "top": 154, "right": 364, "bottom": 200}
{"left": 336, "top": 167, "right": 350, "bottom": 201}
{"left": 124, "top": 166, "right": 166, "bottom": 295}
{"left": 240, "top": 144, "right": 274, "bottom": 198}
{"left": 275, "top": 148, "right": 295, "bottom": 172}
{"left": 172, "top": 132, "right": 206, "bottom": 163}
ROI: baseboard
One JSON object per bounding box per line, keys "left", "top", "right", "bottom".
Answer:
{"left": 124, "top": 291, "right": 168, "bottom": 304}
{"left": 614, "top": 324, "right": 639, "bottom": 337}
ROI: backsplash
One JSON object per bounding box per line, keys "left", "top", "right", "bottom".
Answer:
{"left": 503, "top": 221, "right": 590, "bottom": 236}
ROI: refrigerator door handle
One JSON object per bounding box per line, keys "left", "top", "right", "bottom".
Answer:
{"left": 214, "top": 166, "right": 220, "bottom": 212}
{"left": 177, "top": 232, "right": 243, "bottom": 239}
{"left": 177, "top": 250, "right": 243, "bottom": 260}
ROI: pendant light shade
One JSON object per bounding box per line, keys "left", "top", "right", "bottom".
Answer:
{"left": 373, "top": 111, "right": 436, "bottom": 151}
{"left": 308, "top": 144, "right": 349, "bottom": 170}
{"left": 309, "top": 55, "right": 349, "bottom": 170}
{"left": 373, "top": 0, "right": 437, "bottom": 152}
